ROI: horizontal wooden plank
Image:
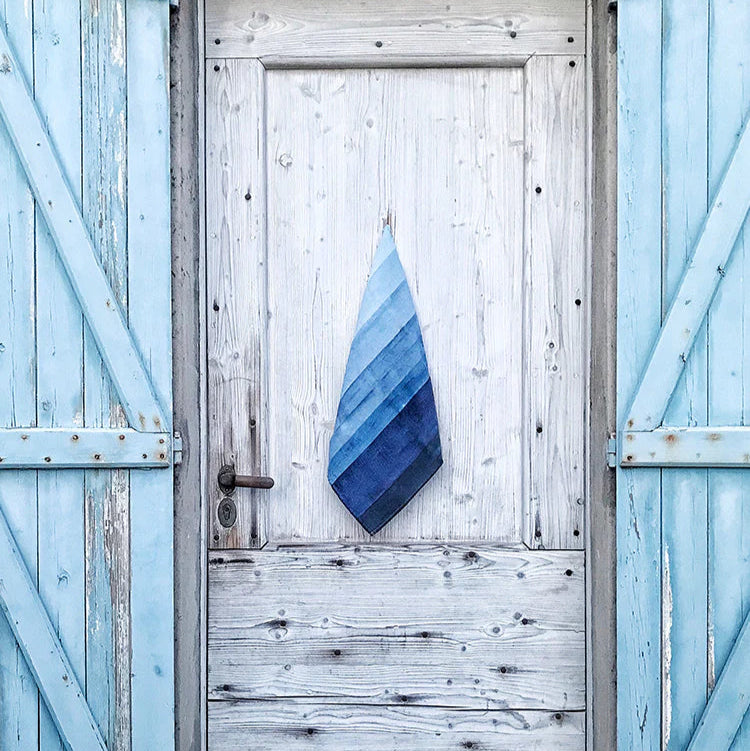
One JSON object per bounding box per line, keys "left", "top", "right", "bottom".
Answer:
{"left": 0, "top": 428, "right": 171, "bottom": 468}
{"left": 206, "top": 0, "right": 585, "bottom": 61}
{"left": 209, "top": 545, "right": 584, "bottom": 709}
{"left": 208, "top": 702, "right": 585, "bottom": 751}
{"left": 0, "top": 23, "right": 167, "bottom": 432}
{"left": 0, "top": 506, "right": 106, "bottom": 751}
{"left": 621, "top": 427, "right": 750, "bottom": 467}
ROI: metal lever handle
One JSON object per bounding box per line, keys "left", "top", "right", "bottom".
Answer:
{"left": 218, "top": 464, "right": 275, "bottom": 493}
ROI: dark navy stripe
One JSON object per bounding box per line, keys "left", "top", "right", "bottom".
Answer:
{"left": 358, "top": 436, "right": 443, "bottom": 534}
{"left": 329, "top": 380, "right": 440, "bottom": 515}
{"left": 328, "top": 357, "right": 430, "bottom": 481}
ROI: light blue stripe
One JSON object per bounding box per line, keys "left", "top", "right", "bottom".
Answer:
{"left": 341, "top": 285, "right": 415, "bottom": 392}
{"left": 355, "top": 249, "right": 404, "bottom": 331}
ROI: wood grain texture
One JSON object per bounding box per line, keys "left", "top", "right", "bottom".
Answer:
{"left": 31, "top": 3, "right": 88, "bottom": 749}
{"left": 205, "top": 0, "right": 585, "bottom": 61}
{"left": 707, "top": 2, "right": 750, "bottom": 750}
{"left": 525, "top": 55, "right": 586, "bottom": 549}
{"left": 206, "top": 58, "right": 269, "bottom": 548}
{"left": 257, "top": 66, "right": 524, "bottom": 544}
{"left": 208, "top": 702, "right": 585, "bottom": 751}
{"left": 660, "top": 5, "right": 709, "bottom": 748}
{"left": 126, "top": 1, "right": 175, "bottom": 748}
{"left": 0, "top": 2, "right": 38, "bottom": 748}
{"left": 209, "top": 546, "right": 584, "bottom": 709}
{"left": 81, "top": 4, "right": 132, "bottom": 745}
{"left": 616, "top": 1, "right": 663, "bottom": 749}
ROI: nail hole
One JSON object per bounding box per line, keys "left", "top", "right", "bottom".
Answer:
{"left": 214, "top": 38, "right": 221, "bottom": 44}
{"left": 568, "top": 36, "right": 575, "bottom": 43}
{"left": 375, "top": 40, "right": 383, "bottom": 48}
{"left": 565, "top": 569, "right": 573, "bottom": 577}
{"left": 244, "top": 192, "right": 252, "bottom": 201}
{"left": 535, "top": 530, "right": 542, "bottom": 538}
{"left": 509, "top": 30, "right": 517, "bottom": 38}
{"left": 569, "top": 60, "right": 576, "bottom": 67}
{"left": 535, "top": 186, "right": 542, "bottom": 194}
{"left": 213, "top": 64, "right": 220, "bottom": 71}
{"left": 575, "top": 298, "right": 582, "bottom": 306}
{"left": 573, "top": 529, "right": 580, "bottom": 537}
{"left": 536, "top": 425, "right": 543, "bottom": 434}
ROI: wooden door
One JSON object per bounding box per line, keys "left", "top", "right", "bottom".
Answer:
{"left": 206, "top": 3, "right": 587, "bottom": 748}
{"left": 0, "top": 1, "right": 174, "bottom": 749}
{"left": 617, "top": 2, "right": 750, "bottom": 751}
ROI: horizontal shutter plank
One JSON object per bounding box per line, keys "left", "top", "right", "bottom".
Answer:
{"left": 621, "top": 427, "right": 750, "bottom": 467}
{"left": 0, "top": 428, "right": 171, "bottom": 468}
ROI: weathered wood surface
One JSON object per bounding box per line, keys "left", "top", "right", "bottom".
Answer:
{"left": 0, "top": 507, "right": 107, "bottom": 751}
{"left": 706, "top": 1, "right": 750, "bottom": 749}
{"left": 0, "top": 1, "right": 37, "bottom": 747}
{"left": 205, "top": 0, "right": 585, "bottom": 62}
{"left": 209, "top": 546, "right": 584, "bottom": 709}
{"left": 525, "top": 55, "right": 586, "bottom": 550}
{"left": 208, "top": 702, "right": 585, "bottom": 751}
{"left": 207, "top": 58, "right": 269, "bottom": 549}
{"left": 126, "top": 2, "right": 175, "bottom": 748}
{"left": 659, "top": 5, "right": 709, "bottom": 750}
{"left": 617, "top": 2, "right": 663, "bottom": 749}
{"left": 0, "top": 0, "right": 173, "bottom": 748}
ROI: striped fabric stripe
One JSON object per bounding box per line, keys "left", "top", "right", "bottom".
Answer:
{"left": 328, "top": 226, "right": 442, "bottom": 534}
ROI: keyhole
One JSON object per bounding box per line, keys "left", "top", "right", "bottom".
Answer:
{"left": 218, "top": 497, "right": 237, "bottom": 528}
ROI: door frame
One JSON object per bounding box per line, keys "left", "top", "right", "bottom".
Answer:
{"left": 168, "top": 1, "right": 619, "bottom": 749}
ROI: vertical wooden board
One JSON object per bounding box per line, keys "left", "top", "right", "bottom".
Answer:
{"left": 206, "top": 58, "right": 269, "bottom": 549}
{"left": 707, "top": 2, "right": 750, "bottom": 749}
{"left": 31, "top": 2, "right": 87, "bottom": 749}
{"left": 525, "top": 55, "right": 586, "bottom": 549}
{"left": 263, "top": 67, "right": 525, "bottom": 543}
{"left": 126, "top": 2, "right": 174, "bottom": 748}
{"left": 0, "top": 3, "right": 38, "bottom": 748}
{"left": 660, "top": 2, "right": 709, "bottom": 748}
{"left": 81, "top": 1, "right": 131, "bottom": 746}
{"left": 126, "top": 1, "right": 174, "bottom": 749}
{"left": 617, "top": 1, "right": 663, "bottom": 749}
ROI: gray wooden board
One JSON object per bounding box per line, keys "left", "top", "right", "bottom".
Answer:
{"left": 209, "top": 546, "right": 584, "bottom": 710}
{"left": 208, "top": 702, "right": 585, "bottom": 751}
{"left": 205, "top": 0, "right": 586, "bottom": 62}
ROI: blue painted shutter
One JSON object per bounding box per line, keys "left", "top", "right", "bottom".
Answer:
{"left": 0, "top": 2, "right": 174, "bottom": 750}
{"left": 618, "top": 1, "right": 750, "bottom": 750}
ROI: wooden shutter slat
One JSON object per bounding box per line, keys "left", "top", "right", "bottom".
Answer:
{"left": 0, "top": 508, "right": 106, "bottom": 751}
{"left": 0, "top": 23, "right": 167, "bottom": 433}
{"left": 0, "top": 429, "right": 171, "bottom": 468}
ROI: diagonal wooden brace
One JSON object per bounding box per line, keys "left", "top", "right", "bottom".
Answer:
{"left": 624, "top": 115, "right": 750, "bottom": 432}
{"left": 0, "top": 507, "right": 106, "bottom": 751}
{"left": 0, "top": 23, "right": 167, "bottom": 432}
{"left": 687, "top": 612, "right": 750, "bottom": 751}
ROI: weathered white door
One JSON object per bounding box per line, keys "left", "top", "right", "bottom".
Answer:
{"left": 206, "top": 3, "right": 587, "bottom": 748}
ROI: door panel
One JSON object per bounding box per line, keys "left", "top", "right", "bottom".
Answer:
{"left": 265, "top": 67, "right": 525, "bottom": 542}
{"left": 209, "top": 546, "right": 584, "bottom": 709}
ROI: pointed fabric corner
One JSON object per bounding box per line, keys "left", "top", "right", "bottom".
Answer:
{"left": 327, "top": 226, "right": 443, "bottom": 534}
